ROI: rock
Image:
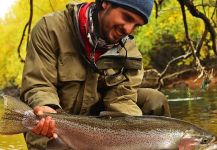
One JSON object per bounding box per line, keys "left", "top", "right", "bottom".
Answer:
{"left": 140, "top": 69, "right": 160, "bottom": 88}
{"left": 172, "top": 82, "right": 189, "bottom": 89}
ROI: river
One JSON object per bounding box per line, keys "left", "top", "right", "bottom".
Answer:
{"left": 0, "top": 88, "right": 217, "bottom": 149}
{"left": 166, "top": 88, "right": 217, "bottom": 135}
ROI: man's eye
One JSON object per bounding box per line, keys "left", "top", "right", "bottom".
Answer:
{"left": 124, "top": 15, "right": 134, "bottom": 22}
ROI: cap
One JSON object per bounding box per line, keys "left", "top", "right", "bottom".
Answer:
{"left": 96, "top": 0, "right": 154, "bottom": 24}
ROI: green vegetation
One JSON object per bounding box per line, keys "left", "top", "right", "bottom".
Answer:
{"left": 0, "top": 0, "right": 73, "bottom": 88}
{"left": 0, "top": 0, "right": 216, "bottom": 88}
{"left": 135, "top": 0, "right": 216, "bottom": 70}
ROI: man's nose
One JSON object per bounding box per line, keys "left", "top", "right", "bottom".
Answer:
{"left": 123, "top": 23, "right": 135, "bottom": 35}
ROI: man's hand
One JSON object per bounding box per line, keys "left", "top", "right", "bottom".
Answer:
{"left": 32, "top": 106, "right": 58, "bottom": 139}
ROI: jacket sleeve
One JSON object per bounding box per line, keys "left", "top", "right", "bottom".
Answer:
{"left": 20, "top": 18, "right": 61, "bottom": 109}
{"left": 103, "top": 41, "right": 144, "bottom": 116}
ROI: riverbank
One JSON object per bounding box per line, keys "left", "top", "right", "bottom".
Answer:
{"left": 140, "top": 67, "right": 217, "bottom": 91}
{"left": 165, "top": 70, "right": 217, "bottom": 90}
{"left": 1, "top": 68, "right": 217, "bottom": 96}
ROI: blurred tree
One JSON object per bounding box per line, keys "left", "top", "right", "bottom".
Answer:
{"left": 135, "top": 0, "right": 216, "bottom": 87}
{"left": 0, "top": 0, "right": 85, "bottom": 88}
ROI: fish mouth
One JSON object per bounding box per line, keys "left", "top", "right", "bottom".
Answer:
{"left": 210, "top": 136, "right": 217, "bottom": 145}
{"left": 203, "top": 142, "right": 217, "bottom": 150}
{"left": 210, "top": 136, "right": 217, "bottom": 143}
{"left": 199, "top": 136, "right": 217, "bottom": 150}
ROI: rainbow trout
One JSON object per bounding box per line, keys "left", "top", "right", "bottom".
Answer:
{"left": 0, "top": 95, "right": 217, "bottom": 150}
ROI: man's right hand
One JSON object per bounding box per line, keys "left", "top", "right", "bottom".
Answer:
{"left": 32, "top": 106, "right": 58, "bottom": 138}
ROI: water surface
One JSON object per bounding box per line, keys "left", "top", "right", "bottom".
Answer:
{"left": 165, "top": 88, "right": 217, "bottom": 135}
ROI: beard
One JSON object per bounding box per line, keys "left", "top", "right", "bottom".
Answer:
{"left": 98, "top": 8, "right": 122, "bottom": 44}
{"left": 100, "top": 24, "right": 124, "bottom": 44}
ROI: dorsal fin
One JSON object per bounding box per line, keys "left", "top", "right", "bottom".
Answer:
{"left": 99, "top": 111, "right": 129, "bottom": 119}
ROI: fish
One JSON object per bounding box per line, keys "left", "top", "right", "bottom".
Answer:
{"left": 0, "top": 95, "right": 217, "bottom": 150}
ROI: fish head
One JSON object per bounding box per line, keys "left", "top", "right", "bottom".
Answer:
{"left": 179, "top": 129, "right": 216, "bottom": 150}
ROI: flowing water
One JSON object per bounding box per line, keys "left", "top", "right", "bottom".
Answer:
{"left": 166, "top": 88, "right": 217, "bottom": 135}
{"left": 0, "top": 88, "right": 217, "bottom": 149}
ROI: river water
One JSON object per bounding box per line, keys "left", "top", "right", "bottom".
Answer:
{"left": 166, "top": 88, "right": 217, "bottom": 135}
{"left": 0, "top": 88, "right": 217, "bottom": 149}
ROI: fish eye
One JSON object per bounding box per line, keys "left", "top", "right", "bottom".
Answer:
{"left": 201, "top": 137, "right": 210, "bottom": 144}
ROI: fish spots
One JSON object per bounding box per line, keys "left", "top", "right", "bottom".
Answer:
{"left": 22, "top": 110, "right": 38, "bottom": 129}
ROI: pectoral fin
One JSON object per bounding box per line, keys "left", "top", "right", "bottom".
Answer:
{"left": 47, "top": 138, "right": 71, "bottom": 150}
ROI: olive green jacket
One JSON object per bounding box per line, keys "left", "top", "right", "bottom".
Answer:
{"left": 20, "top": 3, "right": 144, "bottom": 116}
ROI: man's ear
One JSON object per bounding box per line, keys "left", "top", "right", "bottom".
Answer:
{"left": 101, "top": 1, "right": 110, "bottom": 10}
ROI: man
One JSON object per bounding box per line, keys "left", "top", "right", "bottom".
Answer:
{"left": 21, "top": 0, "right": 171, "bottom": 149}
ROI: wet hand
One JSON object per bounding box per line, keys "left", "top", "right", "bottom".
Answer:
{"left": 32, "top": 106, "right": 58, "bottom": 139}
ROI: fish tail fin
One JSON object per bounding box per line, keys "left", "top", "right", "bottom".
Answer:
{"left": 0, "top": 95, "right": 33, "bottom": 135}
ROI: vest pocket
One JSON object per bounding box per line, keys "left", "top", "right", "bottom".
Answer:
{"left": 104, "top": 68, "right": 127, "bottom": 86}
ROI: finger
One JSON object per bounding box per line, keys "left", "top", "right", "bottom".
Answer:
{"left": 47, "top": 119, "right": 58, "bottom": 138}
{"left": 41, "top": 106, "right": 57, "bottom": 114}
{"left": 41, "top": 116, "right": 51, "bottom": 136}
{"left": 53, "top": 133, "right": 58, "bottom": 139}
{"left": 52, "top": 120, "right": 58, "bottom": 139}
{"left": 34, "top": 106, "right": 43, "bottom": 116}
{"left": 32, "top": 118, "right": 45, "bottom": 135}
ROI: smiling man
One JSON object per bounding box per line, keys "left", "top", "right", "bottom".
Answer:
{"left": 21, "top": 0, "right": 171, "bottom": 149}
{"left": 97, "top": 2, "right": 145, "bottom": 43}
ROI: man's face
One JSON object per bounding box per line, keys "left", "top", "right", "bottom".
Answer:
{"left": 98, "top": 2, "right": 145, "bottom": 44}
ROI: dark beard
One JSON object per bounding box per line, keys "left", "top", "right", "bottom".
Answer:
{"left": 96, "top": 5, "right": 116, "bottom": 44}
{"left": 89, "top": 4, "right": 120, "bottom": 49}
